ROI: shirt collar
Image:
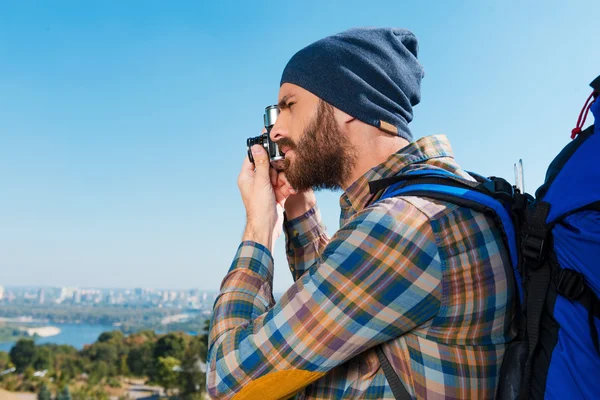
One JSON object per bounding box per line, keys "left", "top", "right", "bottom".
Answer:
{"left": 340, "top": 134, "right": 457, "bottom": 214}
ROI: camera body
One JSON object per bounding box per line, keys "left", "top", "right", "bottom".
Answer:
{"left": 246, "top": 105, "right": 285, "bottom": 171}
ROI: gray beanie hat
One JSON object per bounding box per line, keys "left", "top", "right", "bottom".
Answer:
{"left": 280, "top": 27, "right": 424, "bottom": 141}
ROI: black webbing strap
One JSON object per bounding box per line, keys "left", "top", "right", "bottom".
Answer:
{"left": 375, "top": 345, "right": 412, "bottom": 400}
{"left": 520, "top": 262, "right": 550, "bottom": 399}
{"left": 555, "top": 267, "right": 600, "bottom": 354}
{"left": 589, "top": 291, "right": 600, "bottom": 355}
{"left": 520, "top": 202, "right": 552, "bottom": 400}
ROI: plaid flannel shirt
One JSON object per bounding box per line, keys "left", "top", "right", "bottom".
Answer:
{"left": 207, "top": 135, "right": 516, "bottom": 399}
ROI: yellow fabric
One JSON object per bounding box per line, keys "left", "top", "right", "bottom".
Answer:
{"left": 231, "top": 369, "right": 326, "bottom": 400}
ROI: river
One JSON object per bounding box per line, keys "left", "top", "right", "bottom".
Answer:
{"left": 0, "top": 323, "right": 115, "bottom": 353}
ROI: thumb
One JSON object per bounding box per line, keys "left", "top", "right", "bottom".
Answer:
{"left": 251, "top": 145, "right": 270, "bottom": 180}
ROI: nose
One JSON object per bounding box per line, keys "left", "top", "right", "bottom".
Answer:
{"left": 270, "top": 112, "right": 287, "bottom": 142}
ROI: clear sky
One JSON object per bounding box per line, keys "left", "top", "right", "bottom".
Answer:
{"left": 0, "top": 0, "right": 598, "bottom": 292}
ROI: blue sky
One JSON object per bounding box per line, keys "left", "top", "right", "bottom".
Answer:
{"left": 0, "top": 0, "right": 598, "bottom": 292}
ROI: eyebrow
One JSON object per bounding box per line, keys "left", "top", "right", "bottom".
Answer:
{"left": 277, "top": 95, "right": 295, "bottom": 110}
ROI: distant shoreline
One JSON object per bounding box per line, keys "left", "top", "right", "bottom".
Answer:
{"left": 160, "top": 313, "right": 190, "bottom": 325}
{"left": 0, "top": 325, "right": 61, "bottom": 345}
{"left": 0, "top": 316, "right": 44, "bottom": 323}
{"left": 21, "top": 326, "right": 61, "bottom": 338}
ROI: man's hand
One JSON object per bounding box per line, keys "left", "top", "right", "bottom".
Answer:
{"left": 238, "top": 145, "right": 289, "bottom": 250}
{"left": 284, "top": 186, "right": 316, "bottom": 220}
{"left": 238, "top": 143, "right": 318, "bottom": 250}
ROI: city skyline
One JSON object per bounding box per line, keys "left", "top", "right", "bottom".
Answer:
{"left": 0, "top": 285, "right": 219, "bottom": 307}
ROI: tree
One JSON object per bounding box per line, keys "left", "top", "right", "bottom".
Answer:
{"left": 10, "top": 339, "right": 36, "bottom": 372}
{"left": 97, "top": 331, "right": 124, "bottom": 343}
{"left": 127, "top": 342, "right": 153, "bottom": 376}
{"left": 56, "top": 386, "right": 72, "bottom": 400}
{"left": 88, "top": 361, "right": 110, "bottom": 385}
{"left": 119, "top": 354, "right": 130, "bottom": 376}
{"left": 155, "top": 356, "right": 181, "bottom": 395}
{"left": 150, "top": 333, "right": 185, "bottom": 383}
{"left": 199, "top": 320, "right": 210, "bottom": 352}
{"left": 153, "top": 333, "right": 185, "bottom": 360}
{"left": 53, "top": 353, "right": 80, "bottom": 384}
{"left": 83, "top": 342, "right": 119, "bottom": 378}
{"left": 85, "top": 342, "right": 119, "bottom": 364}
{"left": 178, "top": 336, "right": 207, "bottom": 399}
{"left": 0, "top": 351, "right": 13, "bottom": 370}
{"left": 33, "top": 346, "right": 53, "bottom": 371}
{"left": 37, "top": 384, "right": 52, "bottom": 400}
{"left": 72, "top": 384, "right": 109, "bottom": 400}
{"left": 24, "top": 366, "right": 35, "bottom": 380}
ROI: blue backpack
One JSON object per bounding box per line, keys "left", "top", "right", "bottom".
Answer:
{"left": 371, "top": 75, "right": 600, "bottom": 400}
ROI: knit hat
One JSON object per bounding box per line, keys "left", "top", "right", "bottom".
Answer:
{"left": 280, "top": 27, "right": 424, "bottom": 141}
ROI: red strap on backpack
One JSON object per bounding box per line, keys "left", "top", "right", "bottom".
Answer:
{"left": 571, "top": 91, "right": 598, "bottom": 139}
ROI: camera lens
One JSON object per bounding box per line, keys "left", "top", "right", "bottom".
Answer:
{"left": 247, "top": 134, "right": 267, "bottom": 163}
{"left": 247, "top": 137, "right": 256, "bottom": 163}
{"left": 264, "top": 105, "right": 279, "bottom": 128}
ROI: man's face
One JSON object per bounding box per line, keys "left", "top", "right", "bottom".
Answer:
{"left": 270, "top": 83, "right": 357, "bottom": 192}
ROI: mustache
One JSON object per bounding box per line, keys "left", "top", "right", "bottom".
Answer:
{"left": 276, "top": 137, "right": 297, "bottom": 152}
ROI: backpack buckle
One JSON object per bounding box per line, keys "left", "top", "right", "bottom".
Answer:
{"left": 483, "top": 177, "right": 514, "bottom": 203}
{"left": 556, "top": 268, "right": 586, "bottom": 300}
{"left": 522, "top": 234, "right": 546, "bottom": 268}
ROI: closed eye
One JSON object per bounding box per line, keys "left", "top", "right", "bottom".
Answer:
{"left": 278, "top": 95, "right": 296, "bottom": 110}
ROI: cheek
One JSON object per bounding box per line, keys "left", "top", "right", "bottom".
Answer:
{"left": 284, "top": 149, "right": 296, "bottom": 162}
{"left": 288, "top": 125, "right": 303, "bottom": 146}
{"left": 290, "top": 111, "right": 312, "bottom": 145}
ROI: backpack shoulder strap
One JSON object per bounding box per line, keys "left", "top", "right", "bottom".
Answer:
{"left": 371, "top": 170, "right": 524, "bottom": 304}
{"left": 375, "top": 346, "right": 412, "bottom": 400}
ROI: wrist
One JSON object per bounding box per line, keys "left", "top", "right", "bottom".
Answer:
{"left": 284, "top": 192, "right": 317, "bottom": 220}
{"left": 242, "top": 221, "right": 273, "bottom": 251}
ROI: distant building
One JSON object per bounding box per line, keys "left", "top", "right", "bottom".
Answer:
{"left": 6, "top": 291, "right": 16, "bottom": 303}
{"left": 74, "top": 290, "right": 81, "bottom": 304}
{"left": 57, "top": 287, "right": 76, "bottom": 304}
{"left": 179, "top": 291, "right": 188, "bottom": 302}
{"left": 0, "top": 286, "right": 4, "bottom": 301}
{"left": 38, "top": 288, "right": 45, "bottom": 305}
{"left": 24, "top": 291, "right": 38, "bottom": 301}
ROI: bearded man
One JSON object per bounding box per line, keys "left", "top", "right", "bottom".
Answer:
{"left": 207, "top": 27, "right": 516, "bottom": 400}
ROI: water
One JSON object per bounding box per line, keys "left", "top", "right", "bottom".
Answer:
{"left": 0, "top": 323, "right": 115, "bottom": 353}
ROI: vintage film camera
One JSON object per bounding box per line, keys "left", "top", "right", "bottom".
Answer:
{"left": 246, "top": 105, "right": 285, "bottom": 171}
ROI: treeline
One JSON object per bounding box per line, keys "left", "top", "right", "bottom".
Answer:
{"left": 0, "top": 327, "right": 208, "bottom": 399}
{"left": 0, "top": 304, "right": 203, "bottom": 333}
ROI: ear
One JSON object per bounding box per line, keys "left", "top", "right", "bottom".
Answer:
{"left": 334, "top": 107, "right": 355, "bottom": 126}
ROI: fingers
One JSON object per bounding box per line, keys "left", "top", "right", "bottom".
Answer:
{"left": 274, "top": 184, "right": 292, "bottom": 206}
{"left": 250, "top": 145, "right": 270, "bottom": 181}
{"left": 277, "top": 172, "right": 297, "bottom": 194}
{"left": 269, "top": 165, "right": 278, "bottom": 187}
{"left": 241, "top": 150, "right": 256, "bottom": 173}
{"left": 274, "top": 172, "right": 298, "bottom": 206}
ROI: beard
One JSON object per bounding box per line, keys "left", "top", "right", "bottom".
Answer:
{"left": 279, "top": 101, "right": 357, "bottom": 192}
